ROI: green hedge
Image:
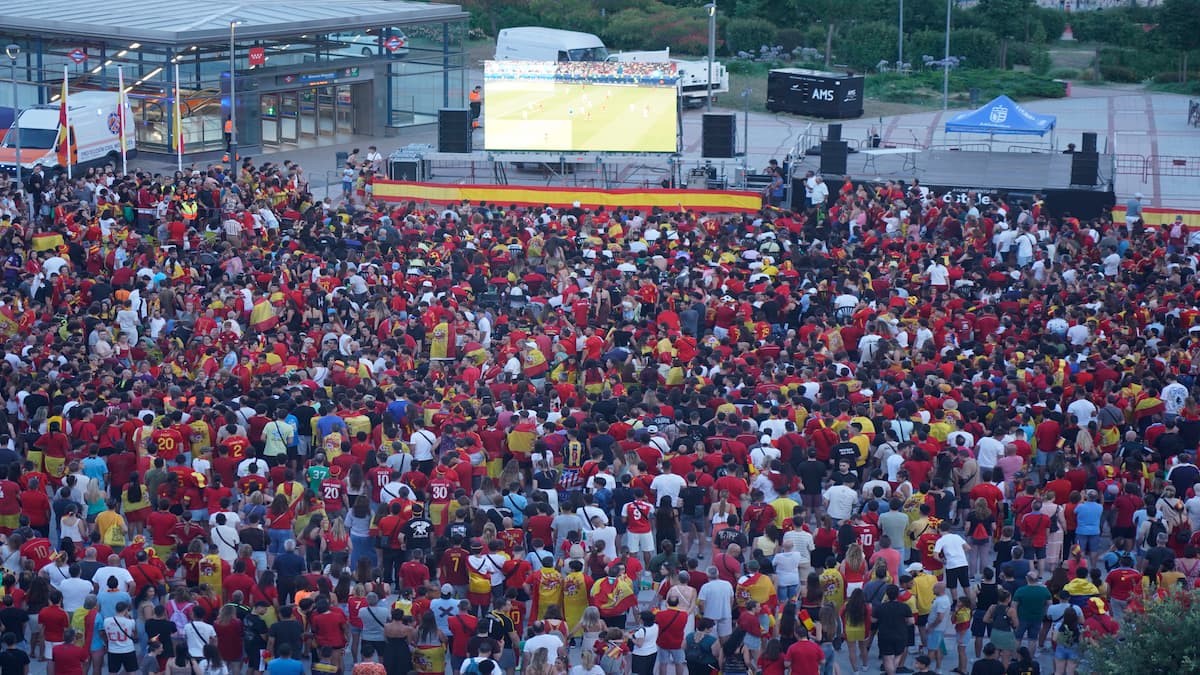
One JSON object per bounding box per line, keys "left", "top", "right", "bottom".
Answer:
{"left": 865, "top": 69, "right": 1067, "bottom": 104}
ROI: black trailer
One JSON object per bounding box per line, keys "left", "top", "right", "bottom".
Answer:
{"left": 766, "top": 68, "right": 864, "bottom": 119}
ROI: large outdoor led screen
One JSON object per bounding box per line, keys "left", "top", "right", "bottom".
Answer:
{"left": 483, "top": 60, "right": 679, "bottom": 153}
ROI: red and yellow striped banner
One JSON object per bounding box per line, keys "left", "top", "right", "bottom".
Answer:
{"left": 1113, "top": 205, "right": 1200, "bottom": 228}
{"left": 371, "top": 180, "right": 764, "bottom": 213}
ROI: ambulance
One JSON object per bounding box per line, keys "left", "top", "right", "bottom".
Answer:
{"left": 0, "top": 90, "right": 135, "bottom": 177}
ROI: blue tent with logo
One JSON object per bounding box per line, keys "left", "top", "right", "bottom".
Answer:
{"left": 944, "top": 95, "right": 1056, "bottom": 136}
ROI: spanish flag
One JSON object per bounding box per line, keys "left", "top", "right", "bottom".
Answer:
{"left": 736, "top": 571, "right": 778, "bottom": 610}
{"left": 1134, "top": 394, "right": 1165, "bottom": 421}
{"left": 32, "top": 232, "right": 65, "bottom": 252}
{"left": 523, "top": 347, "right": 548, "bottom": 379}
{"left": 249, "top": 298, "right": 278, "bottom": 332}
{"left": 55, "top": 68, "right": 69, "bottom": 168}
{"left": 429, "top": 320, "right": 455, "bottom": 361}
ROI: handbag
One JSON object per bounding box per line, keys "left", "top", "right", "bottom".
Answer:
{"left": 377, "top": 518, "right": 403, "bottom": 549}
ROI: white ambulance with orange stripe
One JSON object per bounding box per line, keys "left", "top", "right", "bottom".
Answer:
{"left": 0, "top": 91, "right": 135, "bottom": 177}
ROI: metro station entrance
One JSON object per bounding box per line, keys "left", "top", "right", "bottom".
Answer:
{"left": 260, "top": 83, "right": 368, "bottom": 146}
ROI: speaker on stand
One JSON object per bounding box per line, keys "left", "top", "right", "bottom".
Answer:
{"left": 1081, "top": 132, "right": 1098, "bottom": 154}
{"left": 827, "top": 123, "right": 842, "bottom": 142}
{"left": 702, "top": 113, "right": 737, "bottom": 158}
{"left": 819, "top": 140, "right": 848, "bottom": 175}
{"left": 437, "top": 108, "right": 473, "bottom": 153}
{"left": 1070, "top": 152, "right": 1099, "bottom": 186}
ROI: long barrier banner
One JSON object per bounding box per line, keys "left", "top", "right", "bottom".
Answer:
{"left": 371, "top": 180, "right": 765, "bottom": 213}
{"left": 1112, "top": 205, "right": 1200, "bottom": 228}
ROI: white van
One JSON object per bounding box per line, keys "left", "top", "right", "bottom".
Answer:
{"left": 0, "top": 90, "right": 135, "bottom": 176}
{"left": 494, "top": 27, "right": 609, "bottom": 62}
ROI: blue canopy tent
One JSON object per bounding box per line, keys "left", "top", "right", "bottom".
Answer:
{"left": 943, "top": 95, "right": 1057, "bottom": 149}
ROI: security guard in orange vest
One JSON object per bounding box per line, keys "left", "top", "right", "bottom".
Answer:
{"left": 469, "top": 86, "right": 482, "bottom": 129}
{"left": 180, "top": 194, "right": 199, "bottom": 224}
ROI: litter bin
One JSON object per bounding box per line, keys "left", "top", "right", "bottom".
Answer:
{"left": 336, "top": 151, "right": 349, "bottom": 168}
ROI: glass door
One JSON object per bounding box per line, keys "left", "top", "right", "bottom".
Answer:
{"left": 317, "top": 86, "right": 336, "bottom": 137}
{"left": 299, "top": 88, "right": 317, "bottom": 137}
{"left": 280, "top": 92, "right": 299, "bottom": 143}
{"left": 260, "top": 94, "right": 280, "bottom": 145}
{"left": 336, "top": 85, "right": 355, "bottom": 133}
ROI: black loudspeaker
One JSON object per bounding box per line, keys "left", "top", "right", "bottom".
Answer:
{"left": 820, "top": 140, "right": 848, "bottom": 175}
{"left": 827, "top": 123, "right": 842, "bottom": 142}
{"left": 438, "top": 108, "right": 473, "bottom": 153}
{"left": 389, "top": 158, "right": 424, "bottom": 182}
{"left": 1081, "top": 132, "right": 1098, "bottom": 154}
{"left": 702, "top": 113, "right": 737, "bottom": 158}
{"left": 1070, "top": 151, "right": 1099, "bottom": 186}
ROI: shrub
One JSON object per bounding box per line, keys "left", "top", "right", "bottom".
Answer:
{"left": 838, "top": 22, "right": 899, "bottom": 71}
{"left": 1031, "top": 50, "right": 1053, "bottom": 75}
{"left": 725, "top": 17, "right": 778, "bottom": 55}
{"left": 1081, "top": 595, "right": 1200, "bottom": 674}
{"left": 776, "top": 28, "right": 805, "bottom": 53}
{"left": 1100, "top": 64, "right": 1141, "bottom": 83}
{"left": 1047, "top": 67, "right": 1079, "bottom": 79}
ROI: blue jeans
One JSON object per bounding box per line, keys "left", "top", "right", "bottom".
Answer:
{"left": 350, "top": 534, "right": 377, "bottom": 570}
{"left": 269, "top": 528, "right": 292, "bottom": 555}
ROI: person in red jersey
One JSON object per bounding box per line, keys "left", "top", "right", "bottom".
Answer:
{"left": 320, "top": 465, "right": 349, "bottom": 517}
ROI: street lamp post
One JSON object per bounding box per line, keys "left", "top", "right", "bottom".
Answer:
{"left": 741, "top": 88, "right": 751, "bottom": 175}
{"left": 4, "top": 44, "right": 20, "bottom": 192}
{"left": 705, "top": 3, "right": 716, "bottom": 112}
{"left": 943, "top": 0, "right": 951, "bottom": 109}
{"left": 229, "top": 20, "right": 244, "bottom": 166}
{"left": 898, "top": 0, "right": 904, "bottom": 69}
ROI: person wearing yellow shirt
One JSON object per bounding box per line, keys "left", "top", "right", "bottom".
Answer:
{"left": 848, "top": 424, "right": 871, "bottom": 468}
{"left": 928, "top": 410, "right": 953, "bottom": 443}
{"left": 95, "top": 500, "right": 128, "bottom": 550}
{"left": 908, "top": 562, "right": 938, "bottom": 649}
{"left": 769, "top": 495, "right": 798, "bottom": 529}
{"left": 1062, "top": 567, "right": 1100, "bottom": 600}
{"left": 818, "top": 556, "right": 846, "bottom": 609}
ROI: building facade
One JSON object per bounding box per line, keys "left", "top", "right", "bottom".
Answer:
{"left": 0, "top": 0, "right": 469, "bottom": 156}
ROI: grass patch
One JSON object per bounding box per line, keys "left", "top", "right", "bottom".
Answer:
{"left": 865, "top": 69, "right": 1068, "bottom": 105}
{"left": 1149, "top": 80, "right": 1200, "bottom": 96}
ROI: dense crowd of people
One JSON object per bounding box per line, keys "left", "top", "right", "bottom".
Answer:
{"left": 0, "top": 153, "right": 1191, "bottom": 675}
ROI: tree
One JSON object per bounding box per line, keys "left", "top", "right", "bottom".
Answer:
{"left": 1081, "top": 594, "right": 1200, "bottom": 675}
{"left": 1158, "top": 0, "right": 1200, "bottom": 82}
{"left": 974, "top": 0, "right": 1034, "bottom": 45}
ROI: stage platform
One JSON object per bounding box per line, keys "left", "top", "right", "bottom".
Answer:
{"left": 815, "top": 149, "right": 1114, "bottom": 192}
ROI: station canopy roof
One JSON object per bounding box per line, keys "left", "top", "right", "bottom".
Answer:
{"left": 0, "top": 0, "right": 467, "bottom": 45}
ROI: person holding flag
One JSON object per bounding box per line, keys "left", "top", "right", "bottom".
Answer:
{"left": 735, "top": 560, "right": 778, "bottom": 613}
{"left": 590, "top": 565, "right": 636, "bottom": 629}
{"left": 527, "top": 556, "right": 564, "bottom": 621}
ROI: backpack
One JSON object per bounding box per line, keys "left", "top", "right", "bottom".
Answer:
{"left": 1148, "top": 519, "right": 1168, "bottom": 547}
{"left": 971, "top": 521, "right": 989, "bottom": 541}
{"left": 1048, "top": 506, "right": 1061, "bottom": 534}
{"left": 462, "top": 658, "right": 482, "bottom": 675}
{"left": 169, "top": 600, "right": 194, "bottom": 635}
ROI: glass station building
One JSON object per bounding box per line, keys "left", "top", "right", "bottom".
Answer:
{"left": 0, "top": 0, "right": 469, "bottom": 155}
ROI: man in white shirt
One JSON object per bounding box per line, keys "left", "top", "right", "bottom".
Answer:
{"left": 810, "top": 176, "right": 829, "bottom": 206}
{"left": 210, "top": 513, "right": 241, "bottom": 562}
{"left": 92, "top": 555, "right": 135, "bottom": 594}
{"left": 523, "top": 621, "right": 566, "bottom": 661}
{"left": 650, "top": 463, "right": 687, "bottom": 508}
{"left": 932, "top": 521, "right": 971, "bottom": 599}
{"left": 697, "top": 567, "right": 735, "bottom": 638}
{"left": 925, "top": 259, "right": 950, "bottom": 290}
{"left": 182, "top": 605, "right": 217, "bottom": 658}
{"left": 409, "top": 420, "right": 438, "bottom": 471}
{"left": 822, "top": 476, "right": 858, "bottom": 524}
{"left": 975, "top": 433, "right": 1005, "bottom": 474}
{"left": 59, "top": 566, "right": 94, "bottom": 613}
{"left": 782, "top": 524, "right": 816, "bottom": 581}
{"left": 1162, "top": 374, "right": 1189, "bottom": 420}
{"left": 103, "top": 601, "right": 139, "bottom": 672}
{"left": 1065, "top": 390, "right": 1098, "bottom": 429}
